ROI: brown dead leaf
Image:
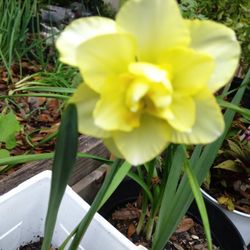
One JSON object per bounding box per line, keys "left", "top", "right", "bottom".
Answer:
{"left": 0, "top": 83, "right": 7, "bottom": 91}
{"left": 40, "top": 123, "right": 59, "bottom": 134}
{"left": 239, "top": 190, "right": 250, "bottom": 200}
{"left": 47, "top": 98, "right": 59, "bottom": 110}
{"left": 112, "top": 207, "right": 140, "bottom": 220}
{"left": 152, "top": 176, "right": 160, "bottom": 185}
{"left": 175, "top": 218, "right": 194, "bottom": 233}
{"left": 235, "top": 204, "right": 250, "bottom": 214}
{"left": 16, "top": 115, "right": 25, "bottom": 122}
{"left": 38, "top": 114, "right": 54, "bottom": 122}
{"left": 127, "top": 223, "right": 136, "bottom": 238}
{"left": 28, "top": 97, "right": 46, "bottom": 108}
{"left": 31, "top": 136, "right": 45, "bottom": 143}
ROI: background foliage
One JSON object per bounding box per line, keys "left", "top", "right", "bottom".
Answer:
{"left": 179, "top": 0, "right": 250, "bottom": 72}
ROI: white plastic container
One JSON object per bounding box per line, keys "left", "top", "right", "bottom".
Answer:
{"left": 202, "top": 189, "right": 250, "bottom": 246}
{"left": 0, "top": 171, "right": 146, "bottom": 250}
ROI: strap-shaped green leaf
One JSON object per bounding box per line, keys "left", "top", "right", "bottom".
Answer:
{"left": 152, "top": 69, "right": 250, "bottom": 250}
{"left": 0, "top": 152, "right": 112, "bottom": 174}
{"left": 217, "top": 98, "right": 250, "bottom": 119}
{"left": 58, "top": 160, "right": 132, "bottom": 249}
{"left": 152, "top": 145, "right": 185, "bottom": 248}
{"left": 41, "top": 104, "right": 78, "bottom": 250}
{"left": 183, "top": 150, "right": 212, "bottom": 250}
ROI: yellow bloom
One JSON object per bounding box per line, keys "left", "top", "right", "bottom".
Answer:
{"left": 56, "top": 0, "right": 240, "bottom": 165}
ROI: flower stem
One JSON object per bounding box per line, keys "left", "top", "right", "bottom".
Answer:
{"left": 136, "top": 192, "right": 148, "bottom": 235}
{"left": 145, "top": 212, "right": 155, "bottom": 241}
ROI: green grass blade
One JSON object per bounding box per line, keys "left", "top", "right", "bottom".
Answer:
{"left": 14, "top": 86, "right": 76, "bottom": 94}
{"left": 100, "top": 161, "right": 132, "bottom": 208}
{"left": 217, "top": 98, "right": 250, "bottom": 118}
{"left": 0, "top": 153, "right": 111, "bottom": 174}
{"left": 0, "top": 93, "right": 70, "bottom": 100}
{"left": 41, "top": 104, "right": 78, "bottom": 250}
{"left": 0, "top": 153, "right": 54, "bottom": 168}
{"left": 152, "top": 145, "right": 185, "bottom": 249}
{"left": 0, "top": 153, "right": 111, "bottom": 171}
{"left": 183, "top": 151, "right": 212, "bottom": 250}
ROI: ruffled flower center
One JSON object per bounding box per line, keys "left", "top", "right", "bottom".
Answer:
{"left": 124, "top": 62, "right": 174, "bottom": 121}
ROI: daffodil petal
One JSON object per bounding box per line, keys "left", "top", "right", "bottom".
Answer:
{"left": 69, "top": 83, "right": 110, "bottom": 138}
{"left": 56, "top": 17, "right": 117, "bottom": 66}
{"left": 171, "top": 90, "right": 224, "bottom": 144}
{"left": 103, "top": 137, "right": 124, "bottom": 159}
{"left": 167, "top": 95, "right": 195, "bottom": 132}
{"left": 185, "top": 20, "right": 240, "bottom": 92}
{"left": 116, "top": 0, "right": 190, "bottom": 62}
{"left": 113, "top": 115, "right": 171, "bottom": 165}
{"left": 159, "top": 47, "right": 214, "bottom": 95}
{"left": 126, "top": 81, "right": 149, "bottom": 112}
{"left": 76, "top": 33, "right": 137, "bottom": 93}
{"left": 94, "top": 82, "right": 139, "bottom": 132}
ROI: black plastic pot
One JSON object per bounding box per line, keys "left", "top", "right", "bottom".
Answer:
{"left": 100, "top": 179, "right": 247, "bottom": 250}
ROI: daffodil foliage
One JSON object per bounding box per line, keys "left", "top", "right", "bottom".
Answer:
{"left": 56, "top": 0, "right": 240, "bottom": 165}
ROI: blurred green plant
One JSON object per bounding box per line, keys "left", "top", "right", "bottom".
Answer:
{"left": 5, "top": 63, "right": 80, "bottom": 101}
{"left": 179, "top": 0, "right": 250, "bottom": 72}
{"left": 0, "top": 110, "right": 21, "bottom": 160}
{"left": 0, "top": 0, "right": 38, "bottom": 77}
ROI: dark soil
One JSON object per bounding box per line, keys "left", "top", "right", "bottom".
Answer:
{"left": 19, "top": 237, "right": 57, "bottom": 250}
{"left": 108, "top": 201, "right": 219, "bottom": 250}
{"left": 203, "top": 171, "right": 250, "bottom": 214}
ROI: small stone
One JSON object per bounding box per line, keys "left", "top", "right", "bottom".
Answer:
{"left": 191, "top": 235, "right": 199, "bottom": 240}
{"left": 173, "top": 243, "right": 185, "bottom": 250}
{"left": 41, "top": 5, "right": 74, "bottom": 25}
{"left": 194, "top": 243, "right": 206, "bottom": 250}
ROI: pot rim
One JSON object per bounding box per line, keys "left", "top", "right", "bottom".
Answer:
{"left": 201, "top": 188, "right": 250, "bottom": 218}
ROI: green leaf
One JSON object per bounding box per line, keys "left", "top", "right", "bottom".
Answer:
{"left": 0, "top": 149, "right": 10, "bottom": 158}
{"left": 14, "top": 86, "right": 75, "bottom": 94}
{"left": 0, "top": 111, "right": 21, "bottom": 149}
{"left": 153, "top": 145, "right": 185, "bottom": 249}
{"left": 152, "top": 68, "right": 250, "bottom": 250}
{"left": 183, "top": 152, "right": 212, "bottom": 250}
{"left": 0, "top": 149, "right": 10, "bottom": 172}
{"left": 217, "top": 98, "right": 250, "bottom": 119}
{"left": 60, "top": 160, "right": 132, "bottom": 250}
{"left": 0, "top": 152, "right": 112, "bottom": 174}
{"left": 41, "top": 104, "right": 78, "bottom": 250}
{"left": 217, "top": 195, "right": 235, "bottom": 211}
{"left": 214, "top": 159, "right": 241, "bottom": 172}
{"left": 227, "top": 140, "right": 243, "bottom": 156}
{"left": 100, "top": 161, "right": 132, "bottom": 208}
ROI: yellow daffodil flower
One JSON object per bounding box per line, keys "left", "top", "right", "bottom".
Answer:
{"left": 56, "top": 0, "right": 240, "bottom": 165}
